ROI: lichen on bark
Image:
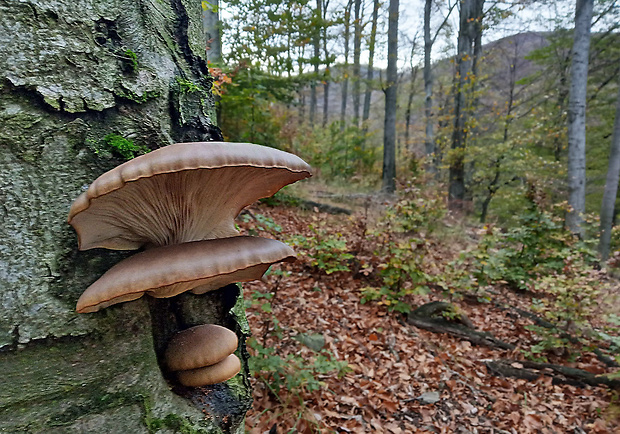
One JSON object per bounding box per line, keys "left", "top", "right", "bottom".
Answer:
{"left": 0, "top": 0, "right": 249, "bottom": 431}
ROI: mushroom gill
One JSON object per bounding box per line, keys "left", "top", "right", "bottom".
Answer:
{"left": 68, "top": 142, "right": 312, "bottom": 250}
{"left": 76, "top": 236, "right": 296, "bottom": 313}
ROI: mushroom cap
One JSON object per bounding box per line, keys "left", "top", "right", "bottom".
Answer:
{"left": 164, "top": 324, "right": 238, "bottom": 371}
{"left": 176, "top": 354, "right": 241, "bottom": 387}
{"left": 75, "top": 236, "right": 295, "bottom": 313}
{"left": 67, "top": 142, "right": 312, "bottom": 250}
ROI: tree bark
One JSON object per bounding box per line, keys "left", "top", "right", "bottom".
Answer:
{"left": 566, "top": 0, "right": 594, "bottom": 237}
{"left": 448, "top": 0, "right": 484, "bottom": 210}
{"left": 362, "top": 0, "right": 380, "bottom": 134}
{"left": 202, "top": 0, "right": 222, "bottom": 62}
{"left": 310, "top": 0, "right": 323, "bottom": 126}
{"left": 352, "top": 0, "right": 363, "bottom": 127}
{"left": 340, "top": 0, "right": 354, "bottom": 131}
{"left": 322, "top": 0, "right": 331, "bottom": 128}
{"left": 599, "top": 69, "right": 620, "bottom": 261}
{"left": 382, "top": 0, "right": 399, "bottom": 193}
{"left": 0, "top": 1, "right": 250, "bottom": 432}
{"left": 423, "top": 0, "right": 436, "bottom": 175}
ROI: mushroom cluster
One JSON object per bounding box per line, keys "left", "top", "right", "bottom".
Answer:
{"left": 164, "top": 325, "right": 241, "bottom": 387}
{"left": 68, "top": 142, "right": 311, "bottom": 386}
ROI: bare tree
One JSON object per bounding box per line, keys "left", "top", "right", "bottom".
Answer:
{"left": 362, "top": 0, "right": 380, "bottom": 134}
{"left": 341, "top": 0, "right": 354, "bottom": 130}
{"left": 599, "top": 68, "right": 620, "bottom": 261}
{"left": 448, "top": 0, "right": 484, "bottom": 210}
{"left": 566, "top": 0, "right": 594, "bottom": 237}
{"left": 202, "top": 0, "right": 221, "bottom": 62}
{"left": 382, "top": 0, "right": 399, "bottom": 193}
{"left": 310, "top": 0, "right": 323, "bottom": 125}
{"left": 352, "top": 0, "right": 363, "bottom": 127}
{"left": 424, "top": 0, "right": 455, "bottom": 175}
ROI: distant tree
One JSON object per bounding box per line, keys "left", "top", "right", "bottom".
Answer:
{"left": 382, "top": 0, "right": 399, "bottom": 193}
{"left": 404, "top": 37, "right": 419, "bottom": 150}
{"left": 310, "top": 0, "right": 323, "bottom": 125}
{"left": 599, "top": 70, "right": 620, "bottom": 261}
{"left": 423, "top": 0, "right": 455, "bottom": 175}
{"left": 202, "top": 0, "right": 221, "bottom": 62}
{"left": 448, "top": 0, "right": 484, "bottom": 210}
{"left": 362, "top": 0, "right": 380, "bottom": 135}
{"left": 566, "top": 0, "right": 594, "bottom": 237}
{"left": 352, "top": 0, "right": 363, "bottom": 127}
{"left": 341, "top": 0, "right": 354, "bottom": 130}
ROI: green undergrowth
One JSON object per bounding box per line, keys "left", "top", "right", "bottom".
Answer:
{"left": 281, "top": 178, "right": 619, "bottom": 369}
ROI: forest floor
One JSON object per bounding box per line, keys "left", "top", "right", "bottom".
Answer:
{"left": 236, "top": 194, "right": 620, "bottom": 434}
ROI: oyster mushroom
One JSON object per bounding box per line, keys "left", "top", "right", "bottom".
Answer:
{"left": 68, "top": 142, "right": 312, "bottom": 250}
{"left": 164, "top": 324, "right": 241, "bottom": 387}
{"left": 76, "top": 236, "right": 296, "bottom": 313}
{"left": 176, "top": 355, "right": 241, "bottom": 387}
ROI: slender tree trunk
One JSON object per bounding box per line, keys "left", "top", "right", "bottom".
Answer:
{"left": 322, "top": 0, "right": 331, "bottom": 127}
{"left": 310, "top": 0, "right": 323, "bottom": 126}
{"left": 362, "top": 0, "right": 380, "bottom": 133}
{"left": 599, "top": 71, "right": 620, "bottom": 261}
{"left": 382, "top": 0, "right": 399, "bottom": 193}
{"left": 404, "top": 64, "right": 419, "bottom": 149}
{"left": 340, "top": 0, "right": 353, "bottom": 131}
{"left": 448, "top": 0, "right": 483, "bottom": 210}
{"left": 567, "top": 0, "right": 594, "bottom": 237}
{"left": 423, "top": 0, "right": 436, "bottom": 174}
{"left": 352, "top": 0, "right": 363, "bottom": 127}
{"left": 202, "top": 0, "right": 221, "bottom": 62}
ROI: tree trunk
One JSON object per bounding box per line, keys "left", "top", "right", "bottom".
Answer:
{"left": 382, "top": 0, "right": 399, "bottom": 193}
{"left": 567, "top": 0, "right": 594, "bottom": 237}
{"left": 423, "top": 0, "right": 436, "bottom": 175}
{"left": 340, "top": 0, "right": 354, "bottom": 131}
{"left": 322, "top": 0, "right": 331, "bottom": 128}
{"left": 599, "top": 70, "right": 620, "bottom": 261}
{"left": 448, "top": 0, "right": 484, "bottom": 210}
{"left": 362, "top": 0, "right": 380, "bottom": 134}
{"left": 352, "top": 0, "right": 363, "bottom": 127}
{"left": 310, "top": 0, "right": 323, "bottom": 126}
{"left": 202, "top": 0, "right": 221, "bottom": 62}
{"left": 0, "top": 1, "right": 250, "bottom": 432}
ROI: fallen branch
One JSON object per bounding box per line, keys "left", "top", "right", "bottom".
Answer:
{"left": 297, "top": 199, "right": 352, "bottom": 215}
{"left": 407, "top": 302, "right": 515, "bottom": 351}
{"left": 485, "top": 359, "right": 620, "bottom": 389}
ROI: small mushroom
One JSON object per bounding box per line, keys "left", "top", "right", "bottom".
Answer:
{"left": 164, "top": 324, "right": 238, "bottom": 371}
{"left": 164, "top": 325, "right": 241, "bottom": 387}
{"left": 176, "top": 354, "right": 241, "bottom": 387}
{"left": 68, "top": 142, "right": 312, "bottom": 250}
{"left": 76, "top": 236, "right": 295, "bottom": 313}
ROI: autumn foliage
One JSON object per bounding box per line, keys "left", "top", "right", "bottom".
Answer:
{"left": 237, "top": 183, "right": 619, "bottom": 433}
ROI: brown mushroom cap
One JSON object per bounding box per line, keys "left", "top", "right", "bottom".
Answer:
{"left": 67, "top": 142, "right": 312, "bottom": 250}
{"left": 176, "top": 354, "right": 241, "bottom": 387}
{"left": 164, "top": 324, "right": 238, "bottom": 371}
{"left": 75, "top": 236, "right": 295, "bottom": 313}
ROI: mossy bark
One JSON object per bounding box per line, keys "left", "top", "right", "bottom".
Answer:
{"left": 0, "top": 0, "right": 251, "bottom": 432}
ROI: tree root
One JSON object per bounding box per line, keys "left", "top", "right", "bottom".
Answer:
{"left": 485, "top": 359, "right": 620, "bottom": 389}
{"left": 406, "top": 302, "right": 515, "bottom": 351}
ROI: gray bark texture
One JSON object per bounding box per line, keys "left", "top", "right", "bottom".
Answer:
{"left": 599, "top": 69, "right": 620, "bottom": 261}
{"left": 0, "top": 0, "right": 252, "bottom": 432}
{"left": 382, "top": 0, "right": 399, "bottom": 193}
{"left": 448, "top": 0, "right": 484, "bottom": 210}
{"left": 566, "top": 0, "right": 593, "bottom": 237}
{"left": 362, "top": 0, "right": 380, "bottom": 133}
{"left": 423, "top": 0, "right": 435, "bottom": 173}
{"left": 202, "top": 0, "right": 222, "bottom": 62}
